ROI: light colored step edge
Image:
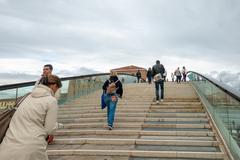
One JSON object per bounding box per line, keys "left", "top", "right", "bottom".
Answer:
{"left": 55, "top": 130, "right": 215, "bottom": 137}
{"left": 58, "top": 117, "right": 208, "bottom": 123}
{"left": 60, "top": 123, "right": 210, "bottom": 129}
{"left": 52, "top": 138, "right": 219, "bottom": 146}
{"left": 47, "top": 150, "right": 224, "bottom": 159}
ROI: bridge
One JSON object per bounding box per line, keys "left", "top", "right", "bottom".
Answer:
{"left": 0, "top": 72, "right": 240, "bottom": 160}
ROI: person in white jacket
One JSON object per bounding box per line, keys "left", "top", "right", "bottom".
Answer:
{"left": 0, "top": 75, "right": 62, "bottom": 160}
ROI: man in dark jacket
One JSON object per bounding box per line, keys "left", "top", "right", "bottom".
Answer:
{"left": 152, "top": 60, "right": 165, "bottom": 103}
{"left": 136, "top": 70, "right": 141, "bottom": 83}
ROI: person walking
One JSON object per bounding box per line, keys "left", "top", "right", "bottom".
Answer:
{"left": 152, "top": 60, "right": 165, "bottom": 104}
{"left": 182, "top": 66, "right": 187, "bottom": 82}
{"left": 102, "top": 71, "right": 123, "bottom": 130}
{"left": 147, "top": 67, "right": 152, "bottom": 84}
{"left": 0, "top": 75, "right": 62, "bottom": 160}
{"left": 136, "top": 70, "right": 141, "bottom": 83}
{"left": 171, "top": 73, "right": 175, "bottom": 82}
{"left": 174, "top": 67, "right": 181, "bottom": 83}
{"left": 163, "top": 70, "right": 167, "bottom": 82}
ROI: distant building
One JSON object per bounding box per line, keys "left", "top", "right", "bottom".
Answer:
{"left": 111, "top": 65, "right": 147, "bottom": 81}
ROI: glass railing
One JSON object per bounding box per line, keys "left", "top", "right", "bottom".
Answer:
{"left": 188, "top": 71, "right": 240, "bottom": 160}
{"left": 0, "top": 73, "right": 137, "bottom": 110}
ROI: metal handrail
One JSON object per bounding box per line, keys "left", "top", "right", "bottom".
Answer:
{"left": 0, "top": 73, "right": 138, "bottom": 91}
{"left": 187, "top": 71, "right": 240, "bottom": 102}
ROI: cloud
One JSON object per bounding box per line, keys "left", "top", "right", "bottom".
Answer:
{"left": 0, "top": 0, "right": 240, "bottom": 75}
{"left": 207, "top": 71, "right": 240, "bottom": 91}
{"left": 0, "top": 72, "right": 38, "bottom": 85}
{"left": 0, "top": 67, "right": 99, "bottom": 85}
{"left": 56, "top": 67, "right": 99, "bottom": 77}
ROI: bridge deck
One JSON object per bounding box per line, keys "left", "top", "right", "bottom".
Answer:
{"left": 47, "top": 82, "right": 229, "bottom": 160}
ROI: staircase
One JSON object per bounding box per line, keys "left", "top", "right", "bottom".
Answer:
{"left": 47, "top": 82, "right": 229, "bottom": 160}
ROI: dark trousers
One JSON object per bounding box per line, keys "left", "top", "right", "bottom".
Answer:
{"left": 155, "top": 80, "right": 164, "bottom": 100}
{"left": 147, "top": 76, "right": 152, "bottom": 84}
{"left": 183, "top": 74, "right": 187, "bottom": 82}
{"left": 137, "top": 77, "right": 140, "bottom": 83}
{"left": 176, "top": 76, "right": 181, "bottom": 83}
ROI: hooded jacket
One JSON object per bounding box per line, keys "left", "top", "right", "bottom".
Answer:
{"left": 0, "top": 84, "right": 58, "bottom": 160}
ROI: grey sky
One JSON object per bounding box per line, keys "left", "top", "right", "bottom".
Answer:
{"left": 0, "top": 0, "right": 240, "bottom": 75}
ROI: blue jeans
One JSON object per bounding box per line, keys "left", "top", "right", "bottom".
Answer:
{"left": 104, "top": 93, "right": 118, "bottom": 127}
{"left": 155, "top": 80, "right": 164, "bottom": 100}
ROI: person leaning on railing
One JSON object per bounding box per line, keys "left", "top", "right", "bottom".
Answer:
{"left": 0, "top": 75, "right": 62, "bottom": 160}
{"left": 34, "top": 64, "right": 61, "bottom": 100}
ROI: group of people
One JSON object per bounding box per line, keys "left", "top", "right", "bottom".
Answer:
{"left": 171, "top": 66, "right": 187, "bottom": 83}
{"left": 136, "top": 66, "right": 167, "bottom": 84}
{"left": 0, "top": 60, "right": 166, "bottom": 160}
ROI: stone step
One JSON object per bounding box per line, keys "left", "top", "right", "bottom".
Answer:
{"left": 59, "top": 123, "right": 210, "bottom": 130}
{"left": 70, "top": 98, "right": 200, "bottom": 103}
{"left": 63, "top": 102, "right": 201, "bottom": 108}
{"left": 50, "top": 82, "right": 229, "bottom": 160}
{"left": 150, "top": 105, "right": 203, "bottom": 109}
{"left": 47, "top": 144, "right": 219, "bottom": 153}
{"left": 140, "top": 136, "right": 215, "bottom": 141}
{"left": 49, "top": 155, "right": 129, "bottom": 160}
{"left": 57, "top": 108, "right": 204, "bottom": 115}
{"left": 129, "top": 157, "right": 223, "bottom": 160}
{"left": 58, "top": 117, "right": 208, "bottom": 123}
{"left": 151, "top": 102, "right": 202, "bottom": 106}
{"left": 149, "top": 109, "right": 204, "bottom": 113}
{"left": 58, "top": 109, "right": 150, "bottom": 114}
{"left": 50, "top": 138, "right": 219, "bottom": 147}
{"left": 59, "top": 105, "right": 150, "bottom": 110}
{"left": 58, "top": 112, "right": 207, "bottom": 119}
{"left": 147, "top": 113, "right": 207, "bottom": 118}
{"left": 54, "top": 130, "right": 215, "bottom": 137}
{"left": 68, "top": 102, "right": 152, "bottom": 106}
{"left": 58, "top": 105, "right": 203, "bottom": 111}
{"left": 47, "top": 150, "right": 224, "bottom": 159}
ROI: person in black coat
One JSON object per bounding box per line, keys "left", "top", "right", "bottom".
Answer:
{"left": 102, "top": 71, "right": 123, "bottom": 130}
{"left": 136, "top": 70, "right": 141, "bottom": 83}
{"left": 147, "top": 67, "right": 152, "bottom": 84}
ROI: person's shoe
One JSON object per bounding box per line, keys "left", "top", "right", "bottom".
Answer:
{"left": 160, "top": 99, "right": 164, "bottom": 102}
{"left": 153, "top": 98, "right": 156, "bottom": 102}
{"left": 108, "top": 125, "right": 113, "bottom": 130}
{"left": 156, "top": 100, "right": 159, "bottom": 104}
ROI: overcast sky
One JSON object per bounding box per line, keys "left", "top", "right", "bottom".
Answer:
{"left": 0, "top": 0, "right": 240, "bottom": 76}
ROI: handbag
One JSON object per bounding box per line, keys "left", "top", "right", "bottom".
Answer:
{"left": 0, "top": 93, "right": 30, "bottom": 143}
{"left": 101, "top": 93, "right": 106, "bottom": 109}
{"left": 153, "top": 73, "right": 164, "bottom": 82}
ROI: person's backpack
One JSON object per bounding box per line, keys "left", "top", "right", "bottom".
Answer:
{"left": 106, "top": 79, "right": 119, "bottom": 94}
{"left": 0, "top": 93, "right": 30, "bottom": 143}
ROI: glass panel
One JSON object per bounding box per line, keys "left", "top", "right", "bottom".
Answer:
{"left": 0, "top": 74, "right": 136, "bottom": 107}
{"left": 17, "top": 86, "right": 34, "bottom": 97}
{"left": 0, "top": 89, "right": 17, "bottom": 110}
{"left": 188, "top": 72, "right": 240, "bottom": 159}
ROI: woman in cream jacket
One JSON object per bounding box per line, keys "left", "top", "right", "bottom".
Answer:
{"left": 0, "top": 75, "right": 62, "bottom": 160}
